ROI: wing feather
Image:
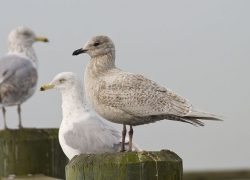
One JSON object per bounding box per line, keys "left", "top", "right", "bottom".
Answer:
{"left": 99, "top": 72, "right": 191, "bottom": 117}
{"left": 0, "top": 55, "right": 36, "bottom": 85}
{"left": 0, "top": 55, "right": 37, "bottom": 104}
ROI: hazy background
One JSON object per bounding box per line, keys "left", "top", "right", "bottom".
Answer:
{"left": 0, "top": 0, "right": 249, "bottom": 171}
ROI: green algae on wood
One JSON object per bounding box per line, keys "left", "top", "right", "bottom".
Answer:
{"left": 66, "top": 150, "right": 182, "bottom": 180}
{"left": 0, "top": 128, "right": 68, "bottom": 179}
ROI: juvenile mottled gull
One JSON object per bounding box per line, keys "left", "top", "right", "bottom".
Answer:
{"left": 0, "top": 26, "right": 48, "bottom": 129}
{"left": 40, "top": 72, "right": 140, "bottom": 159}
{"left": 72, "top": 36, "right": 221, "bottom": 151}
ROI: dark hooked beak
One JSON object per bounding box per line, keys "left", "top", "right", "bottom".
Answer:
{"left": 72, "top": 48, "right": 87, "bottom": 56}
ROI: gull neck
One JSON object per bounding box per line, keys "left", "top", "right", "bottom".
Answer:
{"left": 8, "top": 43, "right": 38, "bottom": 67}
{"left": 87, "top": 52, "right": 116, "bottom": 77}
{"left": 61, "top": 84, "right": 87, "bottom": 121}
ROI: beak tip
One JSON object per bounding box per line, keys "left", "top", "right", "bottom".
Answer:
{"left": 72, "top": 50, "right": 79, "bottom": 56}
{"left": 40, "top": 87, "right": 45, "bottom": 91}
{"left": 72, "top": 48, "right": 86, "bottom": 56}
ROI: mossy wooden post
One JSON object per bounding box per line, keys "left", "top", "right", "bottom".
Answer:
{"left": 0, "top": 128, "right": 68, "bottom": 179}
{"left": 66, "top": 150, "right": 182, "bottom": 180}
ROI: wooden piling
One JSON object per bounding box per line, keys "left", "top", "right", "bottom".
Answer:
{"left": 66, "top": 150, "right": 183, "bottom": 180}
{"left": 0, "top": 128, "right": 68, "bottom": 179}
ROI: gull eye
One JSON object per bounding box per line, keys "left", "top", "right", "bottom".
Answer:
{"left": 59, "top": 78, "right": 66, "bottom": 83}
{"left": 93, "top": 42, "right": 100, "bottom": 47}
{"left": 22, "top": 31, "right": 31, "bottom": 37}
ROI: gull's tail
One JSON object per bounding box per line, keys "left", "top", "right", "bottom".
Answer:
{"left": 176, "top": 109, "right": 222, "bottom": 126}
{"left": 185, "top": 109, "right": 222, "bottom": 121}
{"left": 154, "top": 109, "right": 222, "bottom": 127}
{"left": 133, "top": 110, "right": 222, "bottom": 127}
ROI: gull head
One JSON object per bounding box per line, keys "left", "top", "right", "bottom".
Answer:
{"left": 8, "top": 26, "right": 49, "bottom": 47}
{"left": 40, "top": 72, "right": 80, "bottom": 92}
{"left": 72, "top": 36, "right": 115, "bottom": 58}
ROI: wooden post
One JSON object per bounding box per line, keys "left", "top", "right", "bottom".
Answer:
{"left": 66, "top": 150, "right": 183, "bottom": 180}
{"left": 2, "top": 174, "right": 62, "bottom": 180}
{"left": 0, "top": 128, "right": 68, "bottom": 179}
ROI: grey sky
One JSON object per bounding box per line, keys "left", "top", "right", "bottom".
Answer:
{"left": 0, "top": 0, "right": 249, "bottom": 171}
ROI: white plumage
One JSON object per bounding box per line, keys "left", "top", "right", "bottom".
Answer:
{"left": 40, "top": 72, "right": 140, "bottom": 159}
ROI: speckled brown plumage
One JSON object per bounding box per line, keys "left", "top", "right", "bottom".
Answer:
{"left": 73, "top": 35, "right": 221, "bottom": 151}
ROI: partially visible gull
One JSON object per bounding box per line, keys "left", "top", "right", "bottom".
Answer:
{"left": 40, "top": 72, "right": 140, "bottom": 159}
{"left": 72, "top": 35, "right": 222, "bottom": 151}
{"left": 0, "top": 26, "right": 48, "bottom": 129}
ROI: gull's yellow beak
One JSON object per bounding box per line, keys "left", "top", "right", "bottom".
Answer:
{"left": 40, "top": 84, "right": 55, "bottom": 91}
{"left": 35, "top": 36, "right": 49, "bottom": 42}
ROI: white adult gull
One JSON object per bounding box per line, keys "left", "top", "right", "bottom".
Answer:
{"left": 40, "top": 72, "right": 140, "bottom": 159}
{"left": 0, "top": 26, "right": 48, "bottom": 129}
{"left": 72, "top": 35, "right": 222, "bottom": 152}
